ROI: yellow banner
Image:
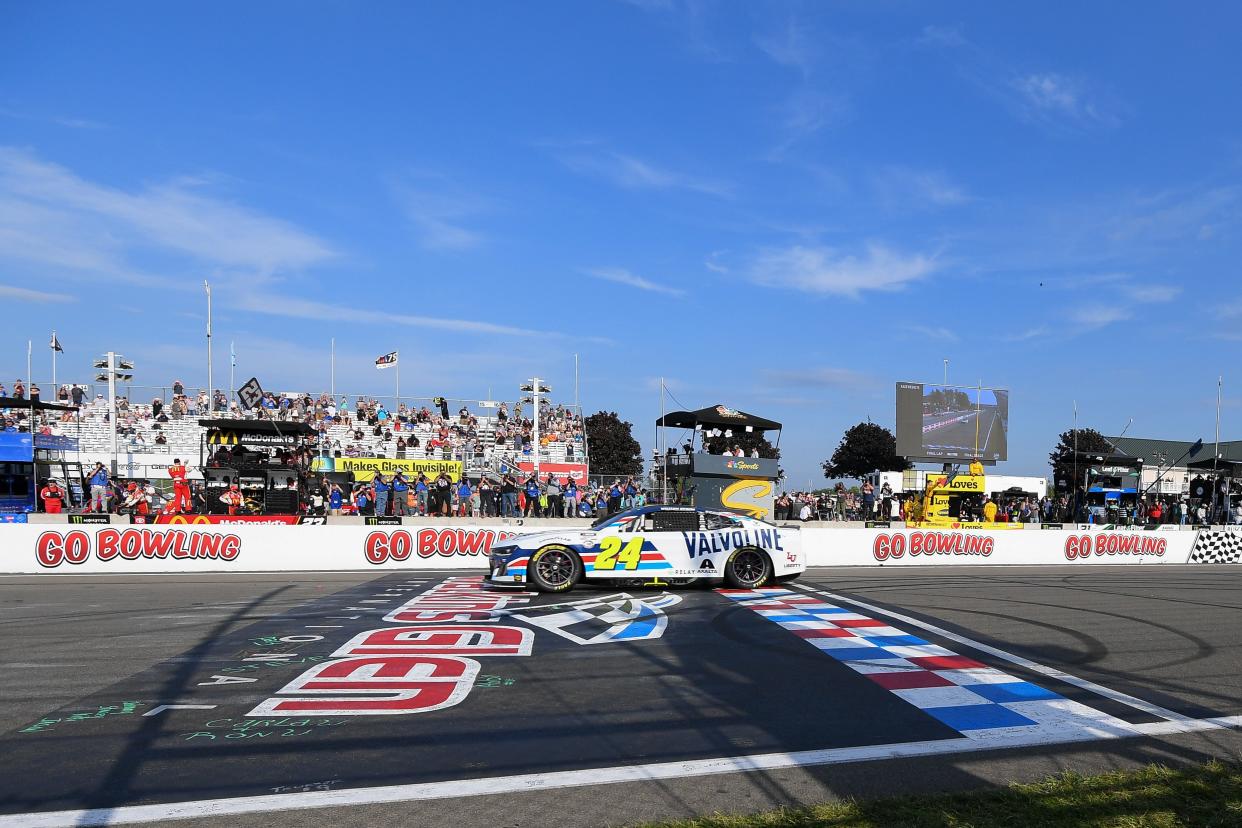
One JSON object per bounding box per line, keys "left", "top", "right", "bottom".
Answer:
{"left": 926, "top": 474, "right": 985, "bottom": 493}
{"left": 313, "top": 456, "right": 464, "bottom": 482}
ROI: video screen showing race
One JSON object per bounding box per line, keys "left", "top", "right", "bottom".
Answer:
{"left": 896, "top": 382, "right": 1009, "bottom": 463}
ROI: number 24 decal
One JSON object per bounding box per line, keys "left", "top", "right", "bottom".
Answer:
{"left": 593, "top": 536, "right": 644, "bottom": 570}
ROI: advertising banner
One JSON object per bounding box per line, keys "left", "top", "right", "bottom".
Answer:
{"left": 316, "top": 457, "right": 463, "bottom": 482}
{"left": 0, "top": 523, "right": 1220, "bottom": 575}
{"left": 513, "top": 462, "right": 588, "bottom": 482}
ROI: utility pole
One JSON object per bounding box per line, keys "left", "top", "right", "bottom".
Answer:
{"left": 943, "top": 358, "right": 948, "bottom": 385}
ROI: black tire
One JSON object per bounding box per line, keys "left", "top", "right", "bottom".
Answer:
{"left": 724, "top": 547, "right": 773, "bottom": 589}
{"left": 528, "top": 544, "right": 582, "bottom": 593}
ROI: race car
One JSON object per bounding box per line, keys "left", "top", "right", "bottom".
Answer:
{"left": 486, "top": 505, "right": 803, "bottom": 593}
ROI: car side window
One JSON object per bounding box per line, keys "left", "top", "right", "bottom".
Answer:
{"left": 651, "top": 510, "right": 700, "bottom": 532}
{"left": 702, "top": 513, "right": 742, "bottom": 531}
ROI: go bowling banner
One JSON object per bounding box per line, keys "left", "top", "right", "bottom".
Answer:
{"left": 0, "top": 523, "right": 1217, "bottom": 574}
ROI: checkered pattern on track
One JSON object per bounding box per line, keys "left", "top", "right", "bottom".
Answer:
{"left": 720, "top": 588, "right": 1133, "bottom": 741}
{"left": 1189, "top": 529, "right": 1242, "bottom": 564}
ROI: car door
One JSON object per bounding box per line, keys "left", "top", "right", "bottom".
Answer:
{"left": 636, "top": 508, "right": 703, "bottom": 576}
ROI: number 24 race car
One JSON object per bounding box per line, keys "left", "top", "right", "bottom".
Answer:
{"left": 486, "top": 506, "right": 804, "bottom": 593}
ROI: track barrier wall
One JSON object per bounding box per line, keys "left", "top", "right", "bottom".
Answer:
{"left": 3, "top": 523, "right": 1238, "bottom": 574}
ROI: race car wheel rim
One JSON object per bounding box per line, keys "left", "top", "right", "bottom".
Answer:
{"left": 730, "top": 549, "right": 767, "bottom": 585}
{"left": 535, "top": 548, "right": 575, "bottom": 587}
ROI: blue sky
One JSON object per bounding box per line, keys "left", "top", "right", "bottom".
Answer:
{"left": 2, "top": 1, "right": 1240, "bottom": 487}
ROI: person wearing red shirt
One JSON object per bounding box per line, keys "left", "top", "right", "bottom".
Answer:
{"left": 169, "top": 458, "right": 191, "bottom": 512}
{"left": 220, "top": 484, "right": 244, "bottom": 516}
{"left": 40, "top": 480, "right": 65, "bottom": 514}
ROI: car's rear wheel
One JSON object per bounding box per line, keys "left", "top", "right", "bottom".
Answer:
{"left": 724, "top": 547, "right": 773, "bottom": 589}
{"left": 528, "top": 545, "right": 582, "bottom": 593}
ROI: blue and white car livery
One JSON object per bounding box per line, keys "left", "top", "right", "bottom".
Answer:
{"left": 487, "top": 506, "right": 803, "bottom": 593}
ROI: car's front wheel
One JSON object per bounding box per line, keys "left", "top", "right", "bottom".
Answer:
{"left": 724, "top": 547, "right": 773, "bottom": 589}
{"left": 528, "top": 544, "right": 582, "bottom": 593}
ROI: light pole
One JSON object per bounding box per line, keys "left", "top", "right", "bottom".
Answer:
{"left": 520, "top": 378, "right": 551, "bottom": 477}
{"left": 943, "top": 359, "right": 949, "bottom": 385}
{"left": 94, "top": 352, "right": 134, "bottom": 476}
{"left": 204, "top": 280, "right": 213, "bottom": 416}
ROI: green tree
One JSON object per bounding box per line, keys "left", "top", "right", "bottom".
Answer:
{"left": 822, "top": 422, "right": 911, "bottom": 480}
{"left": 1049, "top": 427, "right": 1114, "bottom": 491}
{"left": 585, "top": 411, "right": 644, "bottom": 477}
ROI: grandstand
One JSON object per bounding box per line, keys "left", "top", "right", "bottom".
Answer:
{"left": 29, "top": 385, "right": 588, "bottom": 482}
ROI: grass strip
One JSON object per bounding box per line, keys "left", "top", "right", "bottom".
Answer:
{"left": 637, "top": 760, "right": 1242, "bottom": 828}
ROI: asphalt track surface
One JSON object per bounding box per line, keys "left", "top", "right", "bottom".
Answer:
{"left": 1, "top": 566, "right": 1240, "bottom": 827}
{"left": 923, "top": 408, "right": 1006, "bottom": 458}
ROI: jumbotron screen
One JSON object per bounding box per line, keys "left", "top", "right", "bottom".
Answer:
{"left": 895, "top": 382, "right": 1009, "bottom": 463}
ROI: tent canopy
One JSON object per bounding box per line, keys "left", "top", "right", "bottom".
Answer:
{"left": 1185, "top": 457, "right": 1242, "bottom": 474}
{"left": 198, "top": 418, "right": 317, "bottom": 436}
{"left": 656, "top": 404, "right": 781, "bottom": 432}
{"left": 0, "top": 397, "right": 79, "bottom": 412}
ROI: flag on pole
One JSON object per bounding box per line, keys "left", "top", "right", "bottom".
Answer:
{"left": 375, "top": 351, "right": 398, "bottom": 369}
{"left": 50, "top": 332, "right": 63, "bottom": 352}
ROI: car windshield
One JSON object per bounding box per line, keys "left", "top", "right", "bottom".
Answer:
{"left": 590, "top": 508, "right": 644, "bottom": 530}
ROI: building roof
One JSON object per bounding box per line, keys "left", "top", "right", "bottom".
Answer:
{"left": 1106, "top": 436, "right": 1242, "bottom": 465}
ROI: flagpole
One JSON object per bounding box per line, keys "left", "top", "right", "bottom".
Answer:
{"left": 27, "top": 340, "right": 33, "bottom": 433}
{"left": 229, "top": 341, "right": 235, "bottom": 411}
{"left": 395, "top": 350, "right": 400, "bottom": 412}
{"left": 330, "top": 338, "right": 336, "bottom": 400}
{"left": 51, "top": 330, "right": 57, "bottom": 391}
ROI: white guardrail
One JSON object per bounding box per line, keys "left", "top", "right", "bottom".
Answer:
{"left": 2, "top": 522, "right": 1238, "bottom": 574}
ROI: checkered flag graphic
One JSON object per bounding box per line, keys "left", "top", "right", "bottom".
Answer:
{"left": 1189, "top": 529, "right": 1242, "bottom": 564}
{"left": 507, "top": 593, "right": 681, "bottom": 645}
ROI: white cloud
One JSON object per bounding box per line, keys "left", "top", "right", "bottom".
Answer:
{"left": 750, "top": 243, "right": 937, "bottom": 297}
{"left": 704, "top": 250, "right": 729, "bottom": 274}
{"left": 766, "top": 366, "right": 875, "bottom": 389}
{"left": 585, "top": 267, "right": 685, "bottom": 297}
{"left": 756, "top": 19, "right": 816, "bottom": 78}
{"left": 1004, "top": 326, "right": 1049, "bottom": 342}
{"left": 0, "top": 283, "right": 76, "bottom": 303}
{"left": 232, "top": 291, "right": 562, "bottom": 338}
{"left": 393, "top": 178, "right": 488, "bottom": 251}
{"left": 1068, "top": 306, "right": 1131, "bottom": 329}
{"left": 1010, "top": 73, "right": 1119, "bottom": 128}
{"left": 560, "top": 151, "right": 731, "bottom": 197}
{"left": 873, "top": 166, "right": 969, "bottom": 209}
{"left": 0, "top": 147, "right": 335, "bottom": 278}
{"left": 1126, "top": 284, "right": 1182, "bottom": 303}
{"left": 905, "top": 325, "right": 959, "bottom": 342}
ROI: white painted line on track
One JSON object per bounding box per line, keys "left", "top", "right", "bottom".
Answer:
{"left": 4, "top": 714, "right": 1239, "bottom": 827}
{"left": 791, "top": 583, "right": 1191, "bottom": 722}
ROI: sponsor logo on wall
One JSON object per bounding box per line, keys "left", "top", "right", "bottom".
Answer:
{"left": 872, "top": 531, "right": 995, "bottom": 561}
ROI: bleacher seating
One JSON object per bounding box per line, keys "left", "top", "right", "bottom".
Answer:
{"left": 46, "top": 394, "right": 586, "bottom": 479}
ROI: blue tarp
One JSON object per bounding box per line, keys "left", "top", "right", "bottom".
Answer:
{"left": 0, "top": 432, "right": 33, "bottom": 462}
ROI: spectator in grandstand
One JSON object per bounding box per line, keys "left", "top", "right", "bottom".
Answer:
{"left": 372, "top": 471, "right": 390, "bottom": 516}
{"left": 13, "top": 379, "right": 25, "bottom": 399}
{"left": 173, "top": 379, "right": 184, "bottom": 397}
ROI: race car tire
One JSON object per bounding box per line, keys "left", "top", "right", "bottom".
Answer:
{"left": 724, "top": 547, "right": 773, "bottom": 589}
{"left": 529, "top": 544, "right": 582, "bottom": 593}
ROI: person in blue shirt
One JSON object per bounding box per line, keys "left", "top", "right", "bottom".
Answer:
{"left": 328, "top": 484, "right": 343, "bottom": 515}
{"left": 87, "top": 462, "right": 110, "bottom": 513}
{"left": 372, "top": 471, "right": 390, "bottom": 517}
{"left": 392, "top": 471, "right": 409, "bottom": 516}
{"left": 457, "top": 478, "right": 473, "bottom": 517}
{"left": 414, "top": 474, "right": 429, "bottom": 516}
{"left": 353, "top": 485, "right": 371, "bottom": 515}
{"left": 524, "top": 474, "right": 542, "bottom": 518}
{"left": 608, "top": 482, "right": 623, "bottom": 514}
{"left": 564, "top": 479, "right": 578, "bottom": 518}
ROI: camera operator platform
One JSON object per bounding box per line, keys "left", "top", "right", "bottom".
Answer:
{"left": 655, "top": 404, "right": 781, "bottom": 520}
{"left": 198, "top": 419, "right": 318, "bottom": 514}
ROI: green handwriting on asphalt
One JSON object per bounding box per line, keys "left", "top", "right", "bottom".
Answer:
{"left": 20, "top": 702, "right": 145, "bottom": 733}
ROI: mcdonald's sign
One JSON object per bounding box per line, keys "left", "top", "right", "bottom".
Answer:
{"left": 148, "top": 514, "right": 305, "bottom": 525}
